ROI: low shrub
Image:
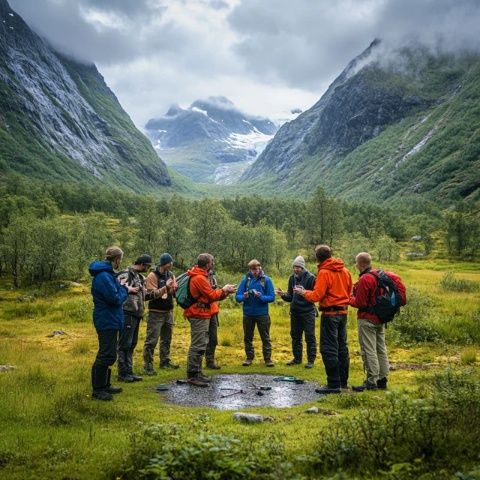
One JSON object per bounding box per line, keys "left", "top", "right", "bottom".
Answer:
{"left": 389, "top": 289, "right": 442, "bottom": 345}
{"left": 114, "top": 423, "right": 303, "bottom": 480}
{"left": 460, "top": 347, "right": 477, "bottom": 365}
{"left": 302, "top": 369, "right": 480, "bottom": 478}
{"left": 440, "top": 272, "right": 479, "bottom": 292}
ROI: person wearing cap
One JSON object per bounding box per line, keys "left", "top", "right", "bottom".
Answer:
{"left": 276, "top": 256, "right": 317, "bottom": 368}
{"left": 116, "top": 254, "right": 153, "bottom": 382}
{"left": 89, "top": 246, "right": 139, "bottom": 401}
{"left": 143, "top": 253, "right": 179, "bottom": 375}
{"left": 236, "top": 259, "right": 276, "bottom": 367}
{"left": 294, "top": 245, "right": 352, "bottom": 394}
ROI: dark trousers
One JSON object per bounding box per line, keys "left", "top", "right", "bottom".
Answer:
{"left": 320, "top": 314, "right": 349, "bottom": 389}
{"left": 205, "top": 314, "right": 218, "bottom": 363}
{"left": 243, "top": 315, "right": 272, "bottom": 361}
{"left": 291, "top": 310, "right": 317, "bottom": 362}
{"left": 117, "top": 313, "right": 141, "bottom": 376}
{"left": 92, "top": 329, "right": 118, "bottom": 392}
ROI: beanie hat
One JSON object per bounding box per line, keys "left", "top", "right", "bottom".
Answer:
{"left": 159, "top": 253, "right": 173, "bottom": 266}
{"left": 135, "top": 254, "right": 152, "bottom": 265}
{"left": 105, "top": 246, "right": 123, "bottom": 260}
{"left": 292, "top": 255, "right": 305, "bottom": 269}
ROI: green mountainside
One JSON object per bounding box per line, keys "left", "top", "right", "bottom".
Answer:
{"left": 241, "top": 42, "right": 480, "bottom": 204}
{"left": 0, "top": 0, "right": 172, "bottom": 192}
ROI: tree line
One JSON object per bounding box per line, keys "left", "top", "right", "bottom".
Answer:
{"left": 0, "top": 175, "right": 478, "bottom": 286}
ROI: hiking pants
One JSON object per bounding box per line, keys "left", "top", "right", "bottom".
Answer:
{"left": 205, "top": 313, "right": 218, "bottom": 364}
{"left": 187, "top": 317, "right": 209, "bottom": 376}
{"left": 243, "top": 315, "right": 272, "bottom": 362}
{"left": 290, "top": 310, "right": 317, "bottom": 363}
{"left": 320, "top": 314, "right": 349, "bottom": 389}
{"left": 358, "top": 318, "right": 389, "bottom": 385}
{"left": 92, "top": 329, "right": 118, "bottom": 392}
{"left": 143, "top": 310, "right": 174, "bottom": 368}
{"left": 117, "top": 312, "right": 141, "bottom": 376}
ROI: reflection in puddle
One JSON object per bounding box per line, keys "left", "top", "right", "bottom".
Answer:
{"left": 163, "top": 374, "right": 321, "bottom": 410}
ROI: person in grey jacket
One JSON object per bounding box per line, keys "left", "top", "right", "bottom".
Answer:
{"left": 276, "top": 256, "right": 317, "bottom": 368}
{"left": 116, "top": 254, "right": 153, "bottom": 382}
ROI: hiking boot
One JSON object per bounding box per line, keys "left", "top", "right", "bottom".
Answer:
{"left": 352, "top": 381, "right": 377, "bottom": 392}
{"left": 197, "top": 373, "right": 212, "bottom": 382}
{"left": 265, "top": 360, "right": 275, "bottom": 367}
{"left": 129, "top": 374, "right": 143, "bottom": 382}
{"left": 315, "top": 386, "right": 341, "bottom": 395}
{"left": 143, "top": 365, "right": 157, "bottom": 376}
{"left": 117, "top": 374, "right": 135, "bottom": 383}
{"left": 377, "top": 377, "right": 388, "bottom": 390}
{"left": 305, "top": 362, "right": 314, "bottom": 369}
{"left": 206, "top": 362, "right": 221, "bottom": 370}
{"left": 242, "top": 359, "right": 253, "bottom": 366}
{"left": 92, "top": 390, "right": 113, "bottom": 401}
{"left": 187, "top": 377, "right": 209, "bottom": 387}
{"left": 106, "top": 385, "right": 123, "bottom": 394}
{"left": 160, "top": 361, "right": 180, "bottom": 370}
{"left": 286, "top": 359, "right": 301, "bottom": 366}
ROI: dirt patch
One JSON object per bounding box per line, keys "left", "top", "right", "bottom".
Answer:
{"left": 161, "top": 374, "right": 322, "bottom": 410}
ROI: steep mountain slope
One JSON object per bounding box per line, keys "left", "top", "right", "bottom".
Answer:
{"left": 0, "top": 0, "right": 171, "bottom": 190}
{"left": 145, "top": 96, "right": 277, "bottom": 184}
{"left": 241, "top": 40, "right": 480, "bottom": 203}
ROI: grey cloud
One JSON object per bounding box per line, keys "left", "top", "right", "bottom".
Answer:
{"left": 228, "top": 0, "right": 480, "bottom": 90}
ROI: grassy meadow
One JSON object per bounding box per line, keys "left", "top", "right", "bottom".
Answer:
{"left": 0, "top": 260, "right": 479, "bottom": 479}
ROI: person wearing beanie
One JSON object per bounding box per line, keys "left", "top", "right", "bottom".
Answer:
{"left": 294, "top": 245, "right": 353, "bottom": 395}
{"left": 276, "top": 256, "right": 317, "bottom": 368}
{"left": 89, "top": 246, "right": 138, "bottom": 401}
{"left": 143, "top": 253, "right": 179, "bottom": 374}
{"left": 116, "top": 254, "right": 153, "bottom": 382}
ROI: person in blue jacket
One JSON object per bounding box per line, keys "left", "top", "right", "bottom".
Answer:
{"left": 89, "top": 246, "right": 138, "bottom": 401}
{"left": 236, "top": 259, "right": 275, "bottom": 367}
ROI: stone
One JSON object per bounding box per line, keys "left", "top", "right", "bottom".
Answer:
{"left": 305, "top": 406, "right": 319, "bottom": 414}
{"left": 0, "top": 364, "right": 15, "bottom": 372}
{"left": 233, "top": 413, "right": 266, "bottom": 424}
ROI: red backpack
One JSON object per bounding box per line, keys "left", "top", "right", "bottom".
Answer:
{"left": 366, "top": 269, "right": 407, "bottom": 324}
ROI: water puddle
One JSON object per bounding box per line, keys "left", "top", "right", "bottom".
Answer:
{"left": 161, "top": 374, "right": 321, "bottom": 410}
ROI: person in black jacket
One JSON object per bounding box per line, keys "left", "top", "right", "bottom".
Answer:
{"left": 276, "top": 256, "right": 317, "bottom": 368}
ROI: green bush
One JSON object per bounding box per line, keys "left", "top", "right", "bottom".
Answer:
{"left": 114, "top": 424, "right": 303, "bottom": 480}
{"left": 440, "top": 271, "right": 479, "bottom": 292}
{"left": 389, "top": 289, "right": 442, "bottom": 345}
{"left": 302, "top": 370, "right": 480, "bottom": 478}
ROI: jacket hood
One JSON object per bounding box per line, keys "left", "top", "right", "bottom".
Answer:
{"left": 187, "top": 265, "right": 208, "bottom": 277}
{"left": 89, "top": 260, "right": 114, "bottom": 277}
{"left": 319, "top": 257, "right": 345, "bottom": 272}
{"left": 246, "top": 269, "right": 266, "bottom": 280}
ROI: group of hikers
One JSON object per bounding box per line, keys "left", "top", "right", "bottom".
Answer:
{"left": 89, "top": 245, "right": 406, "bottom": 401}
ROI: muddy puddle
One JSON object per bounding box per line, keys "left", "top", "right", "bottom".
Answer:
{"left": 160, "top": 374, "right": 321, "bottom": 410}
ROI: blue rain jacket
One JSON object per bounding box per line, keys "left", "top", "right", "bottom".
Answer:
{"left": 89, "top": 260, "right": 128, "bottom": 331}
{"left": 235, "top": 271, "right": 275, "bottom": 316}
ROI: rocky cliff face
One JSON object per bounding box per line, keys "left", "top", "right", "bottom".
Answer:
{"left": 145, "top": 96, "right": 277, "bottom": 184}
{"left": 241, "top": 40, "right": 480, "bottom": 204}
{"left": 0, "top": 0, "right": 170, "bottom": 189}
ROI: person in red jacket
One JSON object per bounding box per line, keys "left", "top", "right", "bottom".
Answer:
{"left": 294, "top": 245, "right": 352, "bottom": 394}
{"left": 349, "top": 252, "right": 398, "bottom": 391}
{"left": 184, "top": 253, "right": 236, "bottom": 387}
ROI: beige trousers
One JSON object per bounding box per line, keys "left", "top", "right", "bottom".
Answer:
{"left": 358, "top": 318, "right": 389, "bottom": 385}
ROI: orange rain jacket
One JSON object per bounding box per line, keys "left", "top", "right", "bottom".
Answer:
{"left": 304, "top": 258, "right": 353, "bottom": 315}
{"left": 184, "top": 265, "right": 226, "bottom": 319}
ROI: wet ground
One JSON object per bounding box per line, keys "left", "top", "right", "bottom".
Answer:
{"left": 160, "top": 374, "right": 322, "bottom": 410}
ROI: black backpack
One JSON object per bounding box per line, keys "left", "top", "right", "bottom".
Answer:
{"left": 364, "top": 269, "right": 403, "bottom": 324}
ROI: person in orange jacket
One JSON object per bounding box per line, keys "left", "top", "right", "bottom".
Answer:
{"left": 184, "top": 253, "right": 236, "bottom": 387}
{"left": 294, "top": 245, "right": 352, "bottom": 394}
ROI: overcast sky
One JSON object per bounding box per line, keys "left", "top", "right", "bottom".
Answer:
{"left": 8, "top": 0, "right": 480, "bottom": 129}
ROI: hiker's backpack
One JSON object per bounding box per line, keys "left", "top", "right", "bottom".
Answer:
{"left": 365, "top": 269, "right": 407, "bottom": 324}
{"left": 175, "top": 272, "right": 196, "bottom": 309}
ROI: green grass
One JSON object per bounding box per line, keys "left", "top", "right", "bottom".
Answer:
{"left": 0, "top": 261, "right": 479, "bottom": 478}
